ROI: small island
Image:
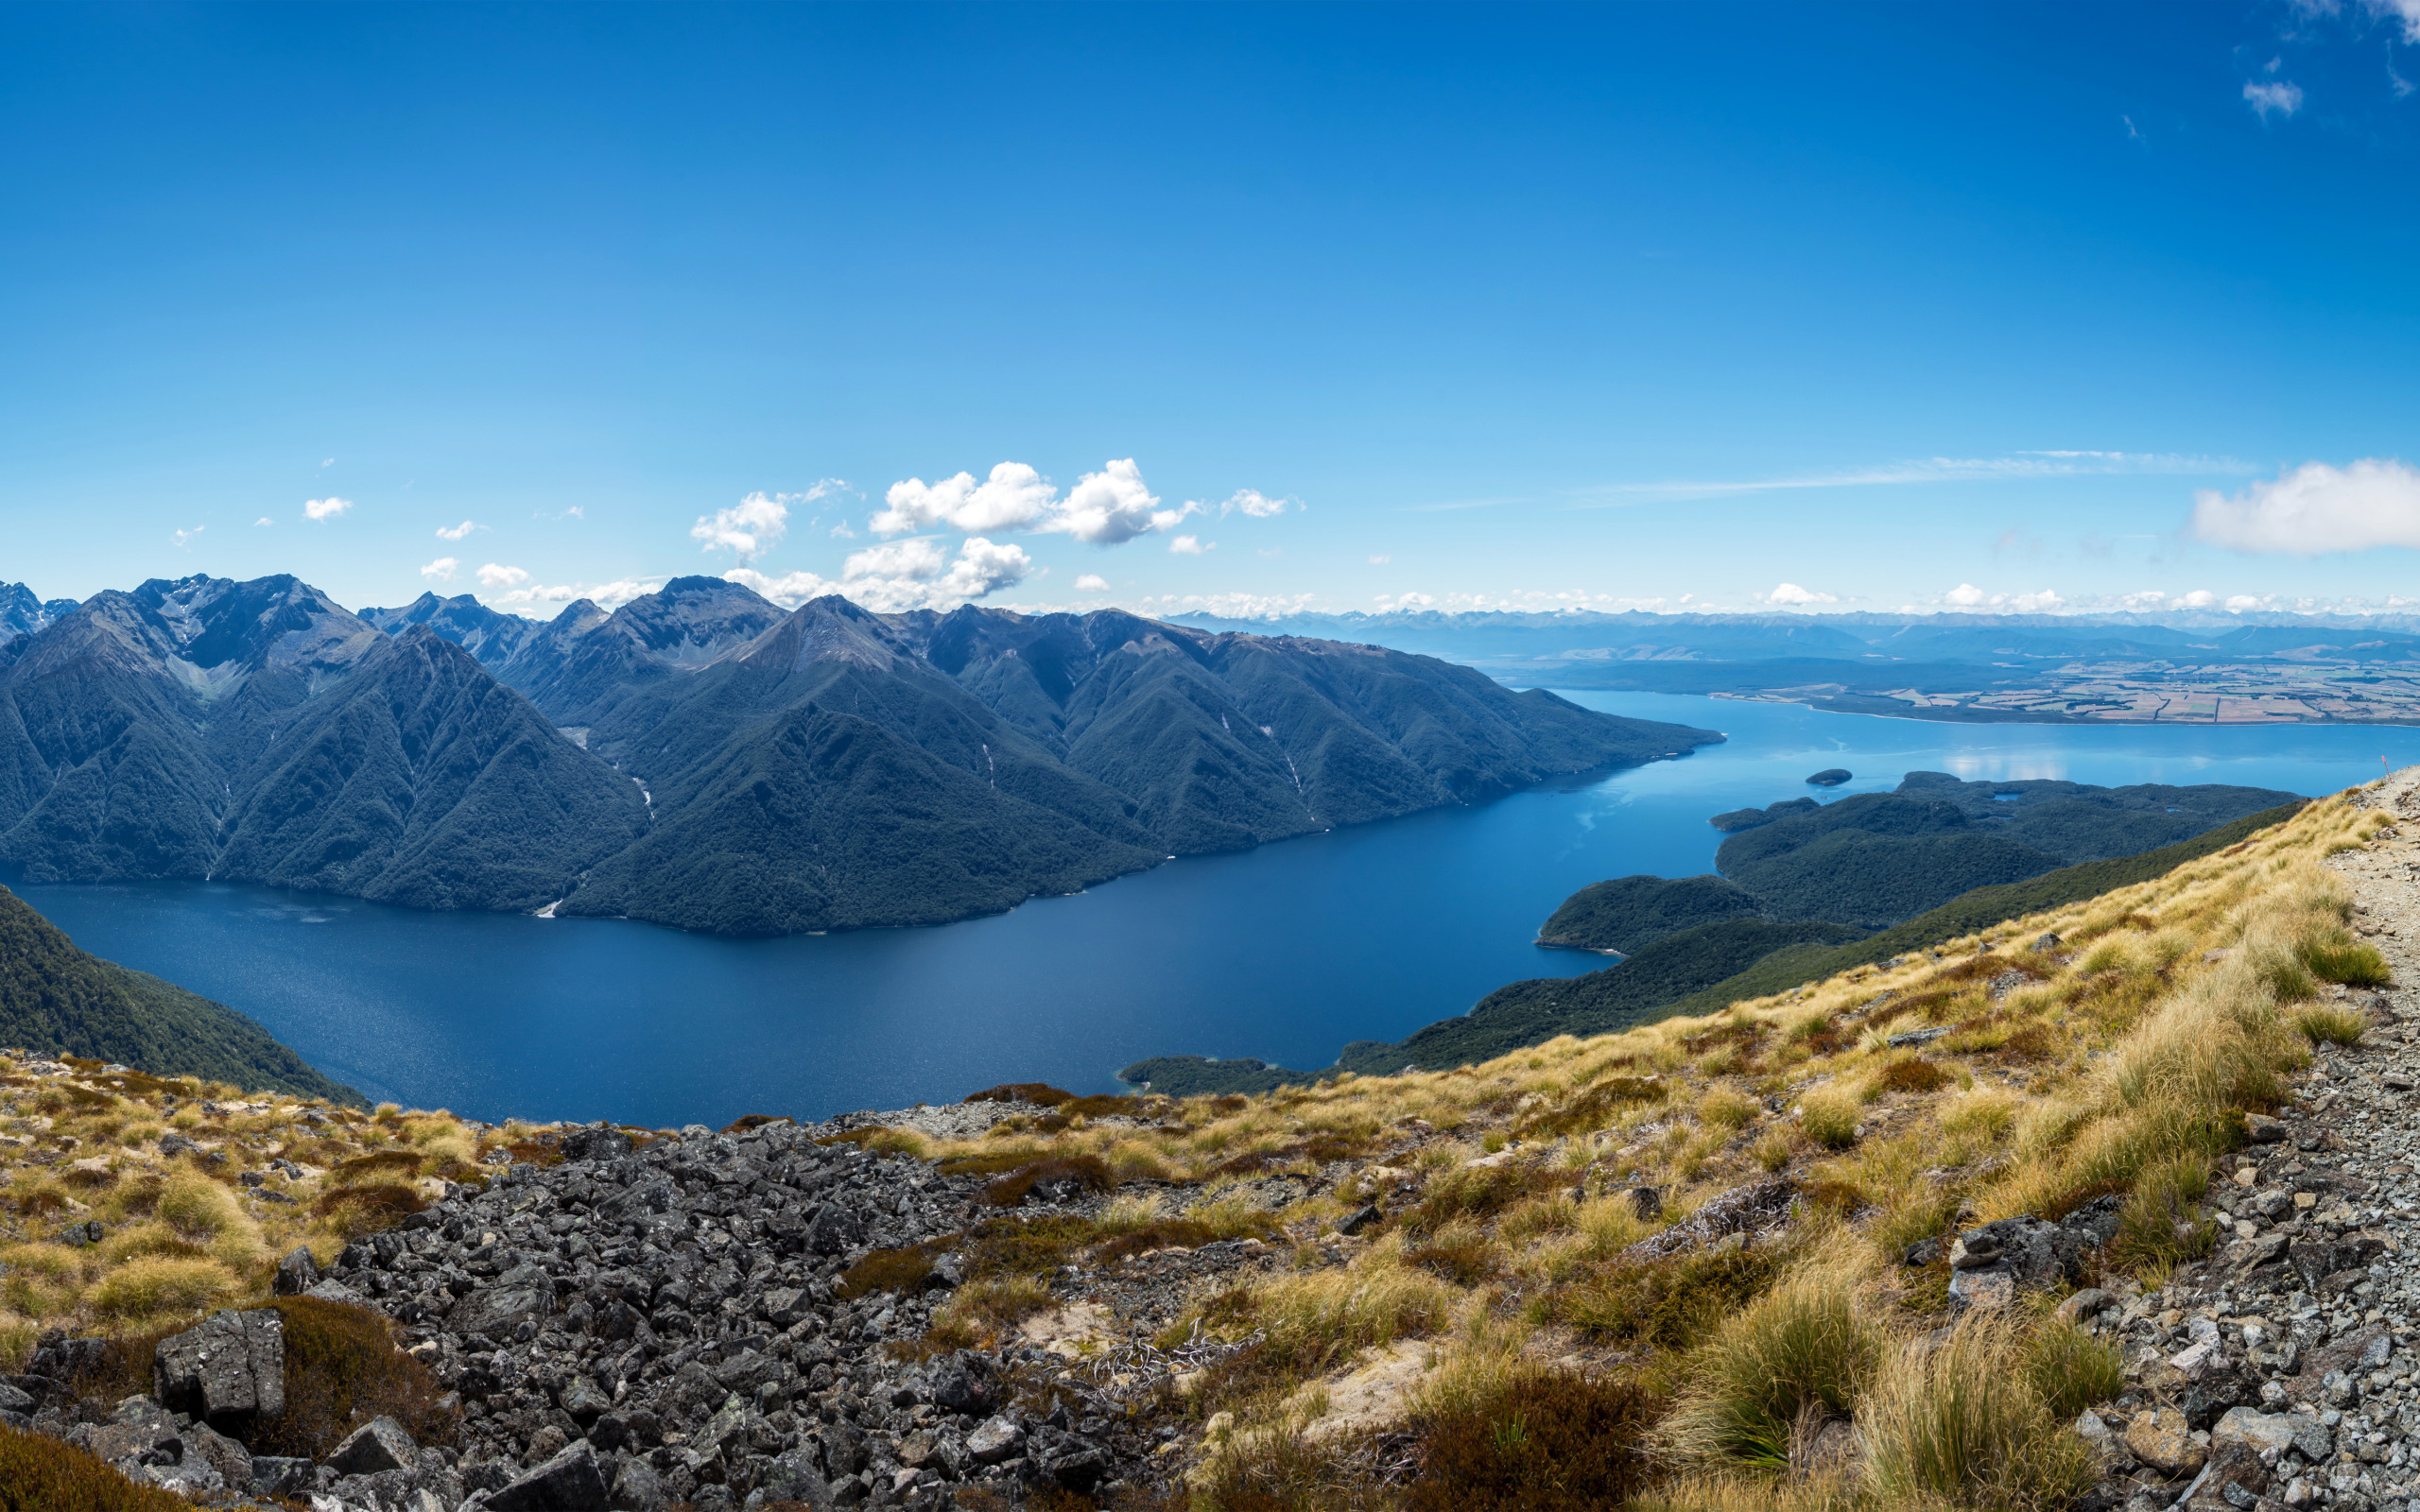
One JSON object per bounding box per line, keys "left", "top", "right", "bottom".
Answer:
{"left": 1806, "top": 767, "right": 1853, "bottom": 786}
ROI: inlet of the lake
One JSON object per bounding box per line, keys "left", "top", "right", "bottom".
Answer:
{"left": 21, "top": 694, "right": 2420, "bottom": 1127}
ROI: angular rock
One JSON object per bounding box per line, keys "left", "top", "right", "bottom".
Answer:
{"left": 1947, "top": 1265, "right": 2016, "bottom": 1312}
{"left": 251, "top": 1455, "right": 316, "bottom": 1498}
{"left": 966, "top": 1416, "right": 1024, "bottom": 1465}
{"left": 2124, "top": 1408, "right": 2204, "bottom": 1477}
{"left": 450, "top": 1263, "right": 556, "bottom": 1341}
{"left": 1944, "top": 1215, "right": 2087, "bottom": 1291}
{"left": 488, "top": 1436, "right": 612, "bottom": 1511}
{"left": 807, "top": 1201, "right": 864, "bottom": 1257}
{"left": 752, "top": 1447, "right": 833, "bottom": 1508}
{"left": 153, "top": 1309, "right": 285, "bottom": 1428}
{"left": 1333, "top": 1203, "right": 1381, "bottom": 1237}
{"left": 559, "top": 1377, "right": 612, "bottom": 1425}
{"left": 328, "top": 1415, "right": 419, "bottom": 1476}
{"left": 2056, "top": 1287, "right": 2113, "bottom": 1324}
{"left": 2245, "top": 1113, "right": 2288, "bottom": 1143}
{"left": 561, "top": 1125, "right": 633, "bottom": 1163}
{"left": 2211, "top": 1408, "right": 2301, "bottom": 1456}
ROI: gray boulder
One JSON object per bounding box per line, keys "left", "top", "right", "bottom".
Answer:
{"left": 750, "top": 1447, "right": 833, "bottom": 1508}
{"left": 153, "top": 1309, "right": 285, "bottom": 1428}
{"left": 327, "top": 1414, "right": 419, "bottom": 1476}
{"left": 562, "top": 1125, "right": 633, "bottom": 1163}
{"left": 488, "top": 1436, "right": 612, "bottom": 1510}
{"left": 251, "top": 1455, "right": 316, "bottom": 1498}
{"left": 807, "top": 1201, "right": 863, "bottom": 1257}
{"left": 450, "top": 1263, "right": 557, "bottom": 1340}
{"left": 273, "top": 1246, "right": 320, "bottom": 1297}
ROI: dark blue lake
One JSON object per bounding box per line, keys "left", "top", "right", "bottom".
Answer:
{"left": 21, "top": 695, "right": 2420, "bottom": 1128}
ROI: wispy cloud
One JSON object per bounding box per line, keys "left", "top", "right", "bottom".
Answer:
{"left": 1572, "top": 451, "right": 2253, "bottom": 507}
{"left": 2244, "top": 78, "right": 2306, "bottom": 118}
{"left": 436, "top": 520, "right": 482, "bottom": 541}
{"left": 422, "top": 557, "right": 458, "bottom": 582}
{"left": 173, "top": 525, "right": 203, "bottom": 549}
{"left": 1167, "top": 535, "right": 1213, "bottom": 555}
{"left": 303, "top": 495, "right": 353, "bottom": 521}
{"left": 1405, "top": 496, "right": 1524, "bottom": 513}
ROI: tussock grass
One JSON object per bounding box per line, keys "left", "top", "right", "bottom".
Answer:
{"left": 1665, "top": 1259, "right": 1883, "bottom": 1468}
{"left": 1860, "top": 1316, "right": 2093, "bottom": 1510}
{"left": 89, "top": 1256, "right": 233, "bottom": 1321}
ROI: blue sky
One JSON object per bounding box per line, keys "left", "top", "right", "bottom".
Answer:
{"left": 8, "top": 2, "right": 2420, "bottom": 622}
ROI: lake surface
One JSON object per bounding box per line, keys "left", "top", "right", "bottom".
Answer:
{"left": 22, "top": 694, "right": 2420, "bottom": 1128}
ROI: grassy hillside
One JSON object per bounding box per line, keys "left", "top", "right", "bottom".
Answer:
{"left": 0, "top": 776, "right": 2392, "bottom": 1511}
{"left": 1125, "top": 799, "right": 2307, "bottom": 1095}
{"left": 0, "top": 885, "right": 360, "bottom": 1105}
{"left": 863, "top": 780, "right": 2392, "bottom": 1510}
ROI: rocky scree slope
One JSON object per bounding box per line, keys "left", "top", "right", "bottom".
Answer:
{"left": 7, "top": 1102, "right": 1270, "bottom": 1511}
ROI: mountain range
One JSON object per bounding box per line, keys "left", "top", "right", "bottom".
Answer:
{"left": 0, "top": 576, "right": 1719, "bottom": 936}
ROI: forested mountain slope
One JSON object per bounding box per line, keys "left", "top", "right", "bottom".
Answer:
{"left": 0, "top": 575, "right": 644, "bottom": 912}
{"left": 0, "top": 883, "right": 358, "bottom": 1103}
{"left": 0, "top": 573, "right": 1714, "bottom": 936}
{"left": 474, "top": 584, "right": 1721, "bottom": 932}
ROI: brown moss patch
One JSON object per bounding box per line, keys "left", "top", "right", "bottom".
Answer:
{"left": 980, "top": 1155, "right": 1115, "bottom": 1208}
{"left": 963, "top": 1083, "right": 1077, "bottom": 1107}
{"left": 0, "top": 1421, "right": 194, "bottom": 1511}
{"left": 1874, "top": 1058, "right": 1951, "bottom": 1095}
{"left": 1402, "top": 1368, "right": 1664, "bottom": 1512}
{"left": 251, "top": 1297, "right": 456, "bottom": 1460}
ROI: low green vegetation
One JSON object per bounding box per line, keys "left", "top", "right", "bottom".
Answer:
{"left": 0, "top": 885, "right": 359, "bottom": 1105}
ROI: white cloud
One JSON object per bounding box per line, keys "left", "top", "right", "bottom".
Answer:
{"left": 691, "top": 491, "right": 795, "bottom": 560}
{"left": 1044, "top": 458, "right": 1192, "bottom": 544}
{"left": 173, "top": 525, "right": 203, "bottom": 549}
{"left": 2374, "top": 0, "right": 2420, "bottom": 42}
{"left": 1221, "top": 489, "right": 1294, "bottom": 518}
{"left": 1127, "top": 592, "right": 1327, "bottom": 619}
{"left": 1759, "top": 582, "right": 1839, "bottom": 606}
{"left": 479, "top": 576, "right": 662, "bottom": 610}
{"left": 873, "top": 457, "right": 1192, "bottom": 545}
{"left": 422, "top": 557, "right": 459, "bottom": 582}
{"left": 725, "top": 536, "right": 1033, "bottom": 613}
{"left": 2192, "top": 458, "right": 2420, "bottom": 554}
{"left": 2226, "top": 593, "right": 2270, "bottom": 611}
{"left": 1938, "top": 583, "right": 2066, "bottom": 613}
{"left": 303, "top": 496, "right": 353, "bottom": 521}
{"left": 843, "top": 538, "right": 948, "bottom": 581}
{"left": 436, "top": 520, "right": 480, "bottom": 541}
{"left": 476, "top": 563, "right": 529, "bottom": 590}
{"left": 1374, "top": 592, "right": 1438, "bottom": 610}
{"left": 2244, "top": 79, "right": 2306, "bottom": 119}
{"left": 1167, "top": 535, "right": 1212, "bottom": 555}
{"left": 1075, "top": 574, "right": 1110, "bottom": 593}
{"left": 320, "top": 457, "right": 335, "bottom": 467}
{"left": 2177, "top": 589, "right": 2218, "bottom": 608}
{"left": 830, "top": 521, "right": 857, "bottom": 539}
{"left": 874, "top": 463, "right": 1057, "bottom": 536}
{"left": 1368, "top": 555, "right": 1392, "bottom": 565}
{"left": 253, "top": 516, "right": 273, "bottom": 527}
